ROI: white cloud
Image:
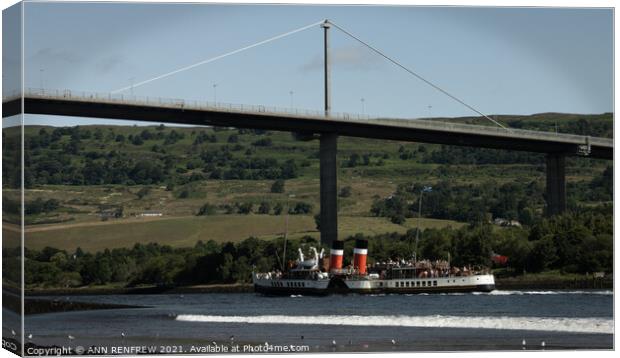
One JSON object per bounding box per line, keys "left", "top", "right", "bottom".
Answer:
{"left": 299, "top": 45, "right": 383, "bottom": 72}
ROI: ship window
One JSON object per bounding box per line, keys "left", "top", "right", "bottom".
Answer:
{"left": 379, "top": 282, "right": 383, "bottom": 287}
{"left": 428, "top": 281, "right": 431, "bottom": 286}
{"left": 416, "top": 281, "right": 420, "bottom": 287}
{"left": 395, "top": 282, "right": 399, "bottom": 288}
{"left": 422, "top": 281, "right": 426, "bottom": 287}
{"left": 406, "top": 281, "right": 410, "bottom": 287}
{"left": 433, "top": 281, "right": 437, "bottom": 286}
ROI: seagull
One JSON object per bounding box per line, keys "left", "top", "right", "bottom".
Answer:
{"left": 27, "top": 334, "right": 33, "bottom": 340}
{"left": 332, "top": 339, "right": 337, "bottom": 346}
{"left": 541, "top": 341, "right": 546, "bottom": 348}
{"left": 68, "top": 335, "right": 75, "bottom": 340}
{"left": 522, "top": 339, "right": 526, "bottom": 346}
{"left": 212, "top": 341, "right": 217, "bottom": 346}
{"left": 229, "top": 335, "right": 235, "bottom": 343}
{"left": 10, "top": 330, "right": 15, "bottom": 336}
{"left": 121, "top": 332, "right": 126, "bottom": 338}
{"left": 391, "top": 339, "right": 396, "bottom": 345}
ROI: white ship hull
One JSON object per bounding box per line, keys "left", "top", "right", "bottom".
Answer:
{"left": 253, "top": 273, "right": 495, "bottom": 295}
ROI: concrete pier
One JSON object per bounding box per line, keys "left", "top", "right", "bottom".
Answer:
{"left": 320, "top": 133, "right": 338, "bottom": 245}
{"left": 545, "top": 153, "right": 567, "bottom": 216}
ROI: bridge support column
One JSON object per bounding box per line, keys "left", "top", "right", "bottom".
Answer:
{"left": 545, "top": 153, "right": 566, "bottom": 216}
{"left": 320, "top": 133, "right": 338, "bottom": 246}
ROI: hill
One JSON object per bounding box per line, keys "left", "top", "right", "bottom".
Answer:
{"left": 1, "top": 113, "right": 612, "bottom": 252}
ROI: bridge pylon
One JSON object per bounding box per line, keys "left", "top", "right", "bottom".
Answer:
{"left": 319, "top": 19, "right": 338, "bottom": 246}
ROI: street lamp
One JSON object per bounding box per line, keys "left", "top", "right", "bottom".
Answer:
{"left": 213, "top": 83, "right": 218, "bottom": 103}
{"left": 289, "top": 90, "right": 294, "bottom": 108}
{"left": 361, "top": 98, "right": 365, "bottom": 115}
{"left": 39, "top": 69, "right": 45, "bottom": 90}
{"left": 129, "top": 77, "right": 135, "bottom": 96}
{"left": 414, "top": 186, "right": 432, "bottom": 262}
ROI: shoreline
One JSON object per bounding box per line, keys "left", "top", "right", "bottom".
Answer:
{"left": 21, "top": 276, "right": 613, "bottom": 296}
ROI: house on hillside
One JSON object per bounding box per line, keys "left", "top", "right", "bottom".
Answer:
{"left": 140, "top": 210, "right": 163, "bottom": 217}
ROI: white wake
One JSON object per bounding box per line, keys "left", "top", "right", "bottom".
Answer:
{"left": 476, "top": 290, "right": 613, "bottom": 296}
{"left": 175, "top": 314, "right": 613, "bottom": 334}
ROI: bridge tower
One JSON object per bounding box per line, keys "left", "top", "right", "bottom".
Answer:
{"left": 319, "top": 19, "right": 338, "bottom": 246}
{"left": 545, "top": 153, "right": 566, "bottom": 216}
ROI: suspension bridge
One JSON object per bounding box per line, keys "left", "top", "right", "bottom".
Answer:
{"left": 2, "top": 19, "right": 613, "bottom": 245}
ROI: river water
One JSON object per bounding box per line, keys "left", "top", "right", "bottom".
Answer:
{"left": 12, "top": 290, "right": 614, "bottom": 354}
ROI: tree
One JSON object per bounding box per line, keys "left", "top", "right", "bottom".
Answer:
{"left": 290, "top": 202, "right": 312, "bottom": 215}
{"left": 526, "top": 236, "right": 557, "bottom": 272}
{"left": 197, "top": 203, "right": 217, "bottom": 216}
{"left": 258, "top": 202, "right": 271, "bottom": 214}
{"left": 339, "top": 186, "right": 352, "bottom": 198}
{"left": 271, "top": 179, "right": 285, "bottom": 193}
{"left": 137, "top": 187, "right": 151, "bottom": 199}
{"left": 227, "top": 134, "right": 239, "bottom": 143}
{"left": 237, "top": 202, "right": 253, "bottom": 214}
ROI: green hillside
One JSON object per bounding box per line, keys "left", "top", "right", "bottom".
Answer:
{"left": 1, "top": 113, "right": 612, "bottom": 252}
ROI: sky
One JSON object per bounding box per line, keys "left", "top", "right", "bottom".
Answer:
{"left": 2, "top": 2, "right": 614, "bottom": 126}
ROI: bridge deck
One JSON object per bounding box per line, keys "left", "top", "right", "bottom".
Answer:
{"left": 3, "top": 89, "right": 613, "bottom": 159}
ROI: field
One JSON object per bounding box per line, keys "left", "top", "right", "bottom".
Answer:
{"left": 20, "top": 214, "right": 463, "bottom": 252}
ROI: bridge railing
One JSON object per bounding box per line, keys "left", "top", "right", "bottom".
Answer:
{"left": 6, "top": 88, "right": 612, "bottom": 147}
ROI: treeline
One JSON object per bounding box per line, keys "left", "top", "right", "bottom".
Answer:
{"left": 507, "top": 116, "right": 613, "bottom": 138}
{"left": 371, "top": 168, "right": 612, "bottom": 225}
{"left": 371, "top": 180, "right": 546, "bottom": 225}
{"left": 3, "top": 113, "right": 611, "bottom": 189}
{"left": 197, "top": 200, "right": 312, "bottom": 216}
{"left": 9, "top": 207, "right": 611, "bottom": 288}
{"left": 3, "top": 197, "right": 60, "bottom": 216}
{"left": 421, "top": 145, "right": 544, "bottom": 165}
{"left": 5, "top": 126, "right": 304, "bottom": 188}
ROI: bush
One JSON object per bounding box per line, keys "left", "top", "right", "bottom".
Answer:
{"left": 271, "top": 179, "right": 285, "bottom": 193}
{"left": 290, "top": 202, "right": 312, "bottom": 215}
{"left": 258, "top": 202, "right": 271, "bottom": 214}
{"left": 237, "top": 202, "right": 253, "bottom": 214}
{"left": 390, "top": 214, "right": 406, "bottom": 225}
{"left": 197, "top": 203, "right": 217, "bottom": 216}
{"left": 339, "top": 186, "right": 352, "bottom": 198}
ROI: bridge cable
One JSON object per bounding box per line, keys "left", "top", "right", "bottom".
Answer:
{"left": 328, "top": 20, "right": 508, "bottom": 129}
{"left": 111, "top": 20, "right": 325, "bottom": 94}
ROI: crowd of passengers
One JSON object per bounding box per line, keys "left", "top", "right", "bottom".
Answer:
{"left": 255, "top": 258, "right": 488, "bottom": 280}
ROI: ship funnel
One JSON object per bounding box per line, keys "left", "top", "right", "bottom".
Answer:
{"left": 353, "top": 239, "right": 369, "bottom": 275}
{"left": 329, "top": 240, "right": 344, "bottom": 271}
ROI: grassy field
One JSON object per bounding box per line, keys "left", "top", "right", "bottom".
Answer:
{"left": 22, "top": 214, "right": 464, "bottom": 252}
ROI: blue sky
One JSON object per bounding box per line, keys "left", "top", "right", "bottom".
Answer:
{"left": 3, "top": 2, "right": 614, "bottom": 126}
